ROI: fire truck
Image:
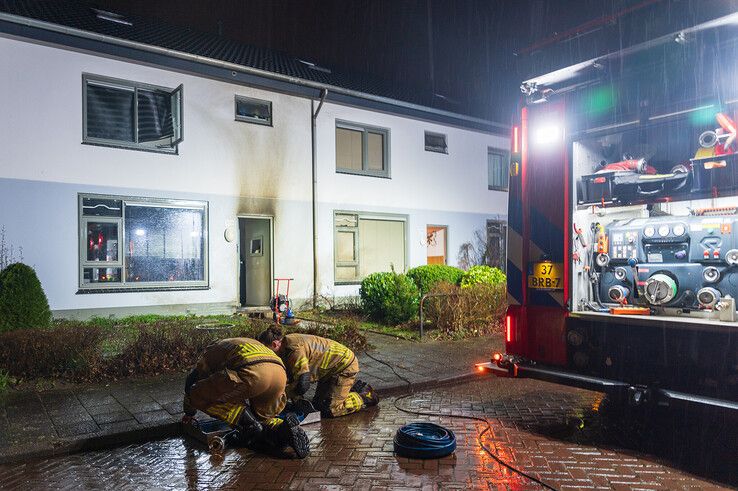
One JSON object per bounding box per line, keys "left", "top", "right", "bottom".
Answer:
{"left": 479, "top": 11, "right": 738, "bottom": 415}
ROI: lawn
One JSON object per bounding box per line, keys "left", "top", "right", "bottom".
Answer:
{"left": 297, "top": 309, "right": 424, "bottom": 341}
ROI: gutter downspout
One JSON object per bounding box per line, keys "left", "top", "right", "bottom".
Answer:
{"left": 311, "top": 89, "right": 328, "bottom": 308}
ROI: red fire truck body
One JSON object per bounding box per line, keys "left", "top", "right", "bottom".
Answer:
{"left": 479, "top": 12, "right": 738, "bottom": 413}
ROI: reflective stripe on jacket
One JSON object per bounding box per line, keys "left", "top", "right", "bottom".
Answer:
{"left": 281, "top": 333, "right": 355, "bottom": 382}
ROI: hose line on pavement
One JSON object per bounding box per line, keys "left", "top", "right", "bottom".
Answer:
{"left": 363, "top": 349, "right": 558, "bottom": 491}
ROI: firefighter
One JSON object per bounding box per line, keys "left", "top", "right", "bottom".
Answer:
{"left": 182, "top": 337, "right": 310, "bottom": 459}
{"left": 257, "top": 327, "right": 378, "bottom": 418}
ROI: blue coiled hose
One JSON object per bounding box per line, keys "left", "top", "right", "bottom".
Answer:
{"left": 393, "top": 422, "right": 457, "bottom": 459}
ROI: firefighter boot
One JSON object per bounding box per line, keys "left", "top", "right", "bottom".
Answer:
{"left": 228, "top": 407, "right": 263, "bottom": 447}
{"left": 358, "top": 383, "right": 379, "bottom": 407}
{"left": 352, "top": 379, "right": 379, "bottom": 407}
{"left": 350, "top": 379, "right": 368, "bottom": 394}
{"left": 275, "top": 413, "right": 310, "bottom": 459}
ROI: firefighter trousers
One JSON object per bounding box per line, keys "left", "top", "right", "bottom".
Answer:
{"left": 188, "top": 361, "right": 288, "bottom": 429}
{"left": 313, "top": 357, "right": 364, "bottom": 417}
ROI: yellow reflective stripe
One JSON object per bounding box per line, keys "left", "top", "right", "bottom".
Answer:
{"left": 344, "top": 392, "right": 364, "bottom": 412}
{"left": 207, "top": 403, "right": 245, "bottom": 425}
{"left": 237, "top": 343, "right": 282, "bottom": 362}
{"left": 263, "top": 417, "right": 283, "bottom": 429}
{"left": 293, "top": 356, "right": 309, "bottom": 374}
{"left": 319, "top": 343, "right": 351, "bottom": 371}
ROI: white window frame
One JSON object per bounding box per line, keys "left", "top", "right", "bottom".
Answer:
{"left": 234, "top": 95, "right": 273, "bottom": 126}
{"left": 424, "top": 131, "right": 448, "bottom": 154}
{"left": 333, "top": 210, "right": 407, "bottom": 285}
{"left": 488, "top": 148, "right": 510, "bottom": 191}
{"left": 78, "top": 193, "right": 208, "bottom": 292}
{"left": 82, "top": 74, "right": 184, "bottom": 154}
{"left": 335, "top": 120, "right": 391, "bottom": 178}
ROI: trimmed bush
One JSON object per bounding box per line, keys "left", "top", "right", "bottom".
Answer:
{"left": 424, "top": 282, "right": 507, "bottom": 339}
{"left": 0, "top": 324, "right": 103, "bottom": 379}
{"left": 460, "top": 265, "right": 506, "bottom": 288}
{"left": 360, "top": 272, "right": 419, "bottom": 325}
{"left": 406, "top": 264, "right": 464, "bottom": 295}
{"left": 0, "top": 263, "right": 52, "bottom": 332}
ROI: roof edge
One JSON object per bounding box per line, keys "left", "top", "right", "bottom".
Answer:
{"left": 0, "top": 11, "right": 509, "bottom": 134}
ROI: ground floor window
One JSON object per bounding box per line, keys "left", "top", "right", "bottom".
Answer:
{"left": 79, "top": 194, "right": 208, "bottom": 290}
{"left": 334, "top": 212, "right": 406, "bottom": 284}
{"left": 487, "top": 220, "right": 507, "bottom": 272}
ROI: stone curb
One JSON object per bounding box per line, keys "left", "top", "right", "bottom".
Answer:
{"left": 0, "top": 371, "right": 490, "bottom": 465}
{"left": 0, "top": 420, "right": 181, "bottom": 465}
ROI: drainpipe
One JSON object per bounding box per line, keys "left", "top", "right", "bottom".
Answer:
{"left": 311, "top": 89, "right": 328, "bottom": 308}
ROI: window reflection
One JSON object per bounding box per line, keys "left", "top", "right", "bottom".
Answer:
{"left": 86, "top": 222, "right": 119, "bottom": 262}
{"left": 125, "top": 205, "right": 205, "bottom": 283}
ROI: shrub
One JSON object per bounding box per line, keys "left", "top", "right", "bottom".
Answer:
{"left": 360, "top": 272, "right": 419, "bottom": 325}
{"left": 0, "top": 369, "right": 10, "bottom": 392}
{"left": 460, "top": 265, "right": 506, "bottom": 288}
{"left": 406, "top": 264, "right": 464, "bottom": 295}
{"left": 297, "top": 319, "right": 367, "bottom": 352}
{"left": 0, "top": 263, "right": 52, "bottom": 332}
{"left": 0, "top": 315, "right": 369, "bottom": 384}
{"left": 0, "top": 324, "right": 104, "bottom": 379}
{"left": 112, "top": 324, "right": 226, "bottom": 377}
{"left": 424, "top": 282, "right": 507, "bottom": 339}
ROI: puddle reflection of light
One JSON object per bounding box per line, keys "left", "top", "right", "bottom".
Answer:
{"left": 591, "top": 394, "right": 604, "bottom": 412}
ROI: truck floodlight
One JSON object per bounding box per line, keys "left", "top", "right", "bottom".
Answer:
{"left": 534, "top": 123, "right": 562, "bottom": 146}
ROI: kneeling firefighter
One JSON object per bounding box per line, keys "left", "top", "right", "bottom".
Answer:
{"left": 183, "top": 337, "right": 310, "bottom": 458}
{"left": 257, "top": 327, "right": 378, "bottom": 418}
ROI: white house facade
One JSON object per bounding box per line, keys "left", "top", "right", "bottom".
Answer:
{"left": 0, "top": 2, "right": 509, "bottom": 318}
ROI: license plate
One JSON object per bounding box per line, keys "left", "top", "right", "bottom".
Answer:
{"left": 528, "top": 262, "right": 563, "bottom": 290}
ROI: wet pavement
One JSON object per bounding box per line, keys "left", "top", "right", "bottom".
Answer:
{"left": 1, "top": 376, "right": 735, "bottom": 490}
{"left": 0, "top": 332, "right": 503, "bottom": 463}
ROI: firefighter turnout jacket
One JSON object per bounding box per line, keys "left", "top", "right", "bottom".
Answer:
{"left": 280, "top": 333, "right": 364, "bottom": 417}
{"left": 185, "top": 337, "right": 288, "bottom": 428}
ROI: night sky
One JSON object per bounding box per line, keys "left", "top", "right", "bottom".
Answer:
{"left": 95, "top": 0, "right": 738, "bottom": 123}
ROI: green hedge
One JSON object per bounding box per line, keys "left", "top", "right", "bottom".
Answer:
{"left": 460, "top": 265, "right": 506, "bottom": 288}
{"left": 0, "top": 263, "right": 52, "bottom": 332}
{"left": 406, "top": 265, "right": 464, "bottom": 295}
{"left": 359, "top": 272, "right": 419, "bottom": 325}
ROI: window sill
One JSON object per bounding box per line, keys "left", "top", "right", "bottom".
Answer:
{"left": 488, "top": 186, "right": 509, "bottom": 192}
{"left": 235, "top": 117, "right": 273, "bottom": 126}
{"left": 334, "top": 281, "right": 362, "bottom": 286}
{"left": 336, "top": 169, "right": 391, "bottom": 179}
{"left": 82, "top": 140, "right": 179, "bottom": 155}
{"left": 77, "top": 285, "right": 209, "bottom": 294}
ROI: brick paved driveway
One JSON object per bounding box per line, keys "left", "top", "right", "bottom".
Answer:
{"left": 1, "top": 376, "right": 735, "bottom": 490}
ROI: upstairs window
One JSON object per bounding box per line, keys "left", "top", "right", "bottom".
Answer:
{"left": 235, "top": 96, "right": 272, "bottom": 126}
{"left": 83, "top": 74, "right": 183, "bottom": 153}
{"left": 488, "top": 149, "right": 510, "bottom": 191}
{"left": 335, "top": 121, "right": 390, "bottom": 178}
{"left": 424, "top": 131, "right": 448, "bottom": 153}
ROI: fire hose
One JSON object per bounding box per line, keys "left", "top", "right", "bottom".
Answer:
{"left": 363, "top": 349, "right": 558, "bottom": 490}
